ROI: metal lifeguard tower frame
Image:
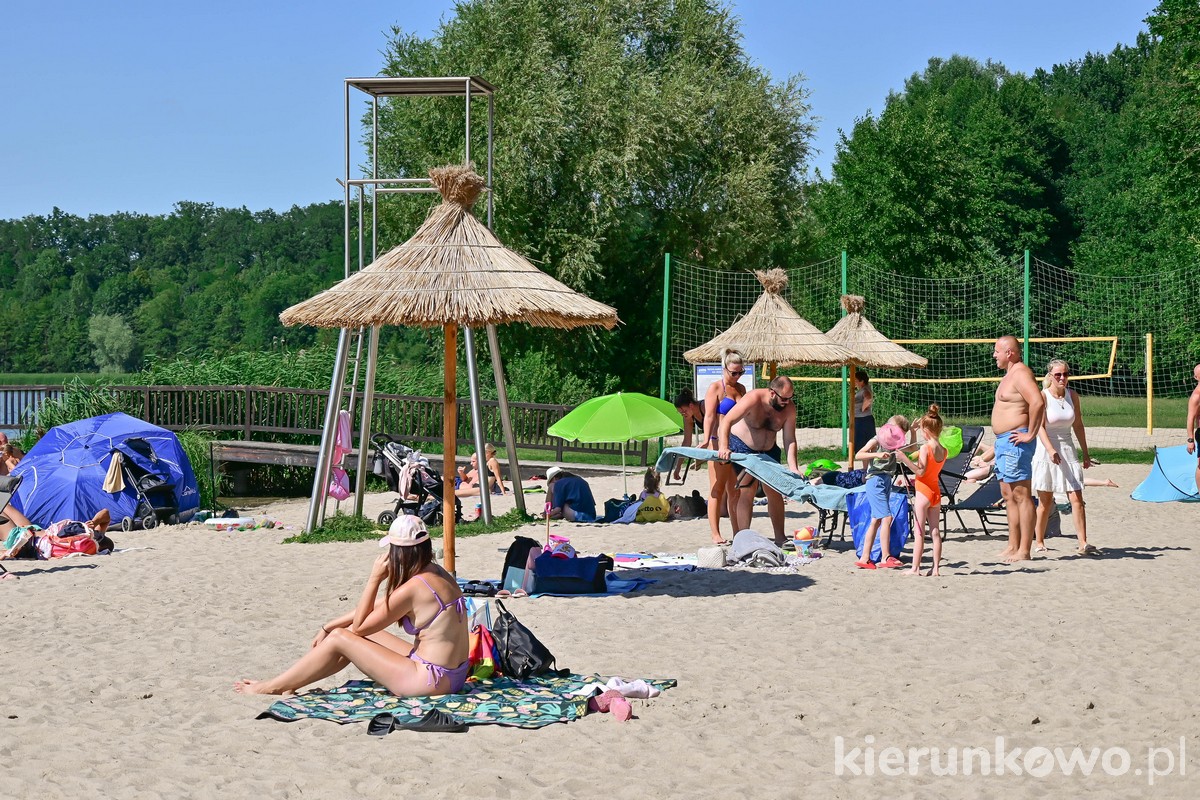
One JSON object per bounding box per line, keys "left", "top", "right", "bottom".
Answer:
{"left": 305, "top": 76, "right": 526, "bottom": 534}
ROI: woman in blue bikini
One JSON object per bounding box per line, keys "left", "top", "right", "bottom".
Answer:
{"left": 235, "top": 516, "right": 469, "bottom": 697}
{"left": 703, "top": 349, "right": 747, "bottom": 544}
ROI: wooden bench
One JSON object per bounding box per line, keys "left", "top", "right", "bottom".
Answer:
{"left": 209, "top": 440, "right": 359, "bottom": 502}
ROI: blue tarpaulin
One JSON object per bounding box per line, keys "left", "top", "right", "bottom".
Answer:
{"left": 10, "top": 412, "right": 200, "bottom": 526}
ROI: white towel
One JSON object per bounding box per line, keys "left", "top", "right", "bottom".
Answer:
{"left": 103, "top": 453, "right": 125, "bottom": 493}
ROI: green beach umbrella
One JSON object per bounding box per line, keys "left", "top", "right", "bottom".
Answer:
{"left": 548, "top": 392, "right": 683, "bottom": 496}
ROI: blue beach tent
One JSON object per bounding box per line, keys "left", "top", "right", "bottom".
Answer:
{"left": 10, "top": 412, "right": 200, "bottom": 527}
{"left": 1131, "top": 445, "right": 1199, "bottom": 503}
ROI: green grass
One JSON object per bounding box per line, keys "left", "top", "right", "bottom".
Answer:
{"left": 1091, "top": 447, "right": 1156, "bottom": 465}
{"left": 956, "top": 396, "right": 1184, "bottom": 429}
{"left": 283, "top": 509, "right": 534, "bottom": 544}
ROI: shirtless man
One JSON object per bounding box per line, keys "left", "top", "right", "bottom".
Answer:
{"left": 991, "top": 336, "right": 1045, "bottom": 562}
{"left": 717, "top": 376, "right": 800, "bottom": 546}
{"left": 1185, "top": 364, "right": 1200, "bottom": 495}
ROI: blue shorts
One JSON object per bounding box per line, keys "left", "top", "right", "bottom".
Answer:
{"left": 728, "top": 433, "right": 781, "bottom": 476}
{"left": 865, "top": 474, "right": 892, "bottom": 520}
{"left": 994, "top": 428, "right": 1035, "bottom": 483}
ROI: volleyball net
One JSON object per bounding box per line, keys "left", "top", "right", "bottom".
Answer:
{"left": 663, "top": 253, "right": 1200, "bottom": 451}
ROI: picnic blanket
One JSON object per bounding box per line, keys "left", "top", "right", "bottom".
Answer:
{"left": 257, "top": 673, "right": 677, "bottom": 729}
{"left": 655, "top": 447, "right": 863, "bottom": 511}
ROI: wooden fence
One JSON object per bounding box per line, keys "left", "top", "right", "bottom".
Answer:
{"left": 0, "top": 384, "right": 650, "bottom": 464}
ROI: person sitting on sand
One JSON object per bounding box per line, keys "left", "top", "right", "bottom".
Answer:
{"left": 234, "top": 515, "right": 469, "bottom": 697}
{"left": 455, "top": 445, "right": 507, "bottom": 498}
{"left": 545, "top": 466, "right": 597, "bottom": 522}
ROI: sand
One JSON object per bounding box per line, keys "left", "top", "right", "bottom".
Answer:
{"left": 2, "top": 462, "right": 1197, "bottom": 799}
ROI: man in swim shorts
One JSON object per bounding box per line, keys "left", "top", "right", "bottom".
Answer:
{"left": 1186, "top": 363, "right": 1200, "bottom": 496}
{"left": 717, "top": 376, "right": 800, "bottom": 546}
{"left": 991, "top": 335, "right": 1045, "bottom": 562}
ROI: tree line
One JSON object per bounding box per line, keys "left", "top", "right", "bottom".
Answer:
{"left": 1, "top": 0, "right": 1196, "bottom": 400}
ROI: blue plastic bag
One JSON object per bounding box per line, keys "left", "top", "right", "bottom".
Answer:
{"left": 847, "top": 489, "right": 911, "bottom": 561}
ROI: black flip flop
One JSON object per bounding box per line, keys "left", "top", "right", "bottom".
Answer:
{"left": 368, "top": 708, "right": 468, "bottom": 735}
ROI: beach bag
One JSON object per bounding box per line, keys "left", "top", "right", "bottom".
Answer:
{"left": 939, "top": 426, "right": 964, "bottom": 459}
{"left": 668, "top": 490, "right": 707, "bottom": 519}
{"left": 491, "top": 599, "right": 556, "bottom": 678}
{"left": 635, "top": 494, "right": 670, "bottom": 523}
{"left": 48, "top": 535, "right": 98, "bottom": 558}
{"left": 603, "top": 496, "right": 638, "bottom": 522}
{"left": 531, "top": 553, "right": 607, "bottom": 595}
{"left": 467, "top": 625, "right": 498, "bottom": 681}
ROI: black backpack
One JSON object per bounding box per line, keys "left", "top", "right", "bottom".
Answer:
{"left": 491, "top": 599, "right": 557, "bottom": 678}
{"left": 501, "top": 535, "right": 542, "bottom": 581}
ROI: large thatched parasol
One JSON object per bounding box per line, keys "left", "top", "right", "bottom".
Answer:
{"left": 824, "top": 294, "right": 927, "bottom": 461}
{"left": 683, "top": 269, "right": 858, "bottom": 376}
{"left": 281, "top": 164, "right": 619, "bottom": 572}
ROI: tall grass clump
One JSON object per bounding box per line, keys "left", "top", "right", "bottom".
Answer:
{"left": 33, "top": 377, "right": 129, "bottom": 433}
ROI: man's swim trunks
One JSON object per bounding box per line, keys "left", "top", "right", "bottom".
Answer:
{"left": 994, "top": 428, "right": 1035, "bottom": 483}
{"left": 728, "top": 433, "right": 781, "bottom": 476}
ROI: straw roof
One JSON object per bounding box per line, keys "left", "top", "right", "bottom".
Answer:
{"left": 279, "top": 165, "right": 619, "bottom": 330}
{"left": 682, "top": 269, "right": 859, "bottom": 367}
{"left": 824, "top": 295, "right": 927, "bottom": 369}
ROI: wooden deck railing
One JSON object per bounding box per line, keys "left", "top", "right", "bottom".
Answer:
{"left": 0, "top": 384, "right": 650, "bottom": 464}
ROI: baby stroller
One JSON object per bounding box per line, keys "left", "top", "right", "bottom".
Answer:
{"left": 370, "top": 434, "right": 461, "bottom": 527}
{"left": 117, "top": 437, "right": 179, "bottom": 532}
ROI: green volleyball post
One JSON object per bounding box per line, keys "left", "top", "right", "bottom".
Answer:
{"left": 660, "top": 252, "right": 671, "bottom": 402}
{"left": 1023, "top": 249, "right": 1031, "bottom": 362}
{"left": 840, "top": 250, "right": 849, "bottom": 453}
{"left": 658, "top": 253, "right": 672, "bottom": 463}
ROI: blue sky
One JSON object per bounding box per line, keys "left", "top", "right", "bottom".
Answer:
{"left": 0, "top": 1, "right": 1155, "bottom": 220}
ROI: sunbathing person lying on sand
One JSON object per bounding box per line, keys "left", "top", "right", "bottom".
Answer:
{"left": 1, "top": 507, "right": 114, "bottom": 567}
{"left": 234, "top": 515, "right": 469, "bottom": 698}
{"left": 965, "top": 444, "right": 1118, "bottom": 487}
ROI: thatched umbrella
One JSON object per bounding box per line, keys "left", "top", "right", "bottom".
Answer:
{"left": 683, "top": 269, "right": 858, "bottom": 376}
{"left": 281, "top": 164, "right": 618, "bottom": 573}
{"left": 824, "top": 294, "right": 927, "bottom": 460}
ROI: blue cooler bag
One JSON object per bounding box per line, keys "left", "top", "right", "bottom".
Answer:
{"left": 531, "top": 553, "right": 608, "bottom": 595}
{"left": 847, "top": 490, "right": 911, "bottom": 561}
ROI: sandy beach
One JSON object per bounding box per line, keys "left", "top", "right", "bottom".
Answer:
{"left": 2, "top": 461, "right": 1197, "bottom": 798}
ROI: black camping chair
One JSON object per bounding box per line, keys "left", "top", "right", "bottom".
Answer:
{"left": 943, "top": 479, "right": 1007, "bottom": 535}
{"left": 936, "top": 425, "right": 984, "bottom": 533}
{"left": 0, "top": 475, "right": 21, "bottom": 578}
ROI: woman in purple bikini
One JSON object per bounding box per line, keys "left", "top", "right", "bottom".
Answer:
{"left": 235, "top": 516, "right": 469, "bottom": 697}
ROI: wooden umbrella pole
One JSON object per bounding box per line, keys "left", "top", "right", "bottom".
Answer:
{"left": 847, "top": 364, "right": 857, "bottom": 471}
{"left": 443, "top": 323, "right": 458, "bottom": 575}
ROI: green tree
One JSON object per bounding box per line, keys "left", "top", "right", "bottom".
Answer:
{"left": 371, "top": 0, "right": 817, "bottom": 390}
{"left": 88, "top": 314, "right": 135, "bottom": 373}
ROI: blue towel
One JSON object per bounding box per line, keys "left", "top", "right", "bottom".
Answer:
{"left": 656, "top": 447, "right": 862, "bottom": 511}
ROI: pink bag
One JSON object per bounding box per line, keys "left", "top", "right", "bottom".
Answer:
{"left": 327, "top": 410, "right": 353, "bottom": 501}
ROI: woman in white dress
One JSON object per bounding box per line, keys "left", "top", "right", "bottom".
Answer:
{"left": 1032, "top": 359, "right": 1098, "bottom": 555}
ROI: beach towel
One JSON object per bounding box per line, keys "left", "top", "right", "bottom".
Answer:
{"left": 655, "top": 447, "right": 862, "bottom": 511}
{"left": 257, "top": 673, "right": 677, "bottom": 729}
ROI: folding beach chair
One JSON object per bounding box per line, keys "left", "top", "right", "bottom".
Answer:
{"left": 935, "top": 425, "right": 984, "bottom": 533}
{"left": 0, "top": 475, "right": 22, "bottom": 579}
{"left": 943, "top": 479, "right": 1007, "bottom": 535}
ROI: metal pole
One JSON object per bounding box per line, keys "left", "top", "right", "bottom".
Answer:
{"left": 354, "top": 325, "right": 380, "bottom": 515}
{"left": 657, "top": 252, "right": 671, "bottom": 461}
{"left": 840, "top": 250, "right": 849, "bottom": 453}
{"left": 1023, "top": 249, "right": 1031, "bottom": 362}
{"left": 487, "top": 324, "right": 525, "bottom": 515}
{"left": 464, "top": 78, "right": 471, "bottom": 165}
{"left": 344, "top": 82, "right": 352, "bottom": 280}
{"left": 464, "top": 327, "right": 492, "bottom": 524}
{"left": 1146, "top": 332, "right": 1154, "bottom": 436}
{"left": 487, "top": 94, "right": 494, "bottom": 226}
{"left": 306, "top": 327, "right": 352, "bottom": 532}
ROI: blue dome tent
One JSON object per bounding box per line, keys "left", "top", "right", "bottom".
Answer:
{"left": 1131, "top": 445, "right": 1199, "bottom": 503}
{"left": 10, "top": 412, "right": 200, "bottom": 529}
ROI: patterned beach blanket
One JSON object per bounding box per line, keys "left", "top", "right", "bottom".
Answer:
{"left": 258, "top": 673, "right": 677, "bottom": 729}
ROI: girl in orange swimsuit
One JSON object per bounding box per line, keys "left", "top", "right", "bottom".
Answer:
{"left": 896, "top": 404, "right": 947, "bottom": 577}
